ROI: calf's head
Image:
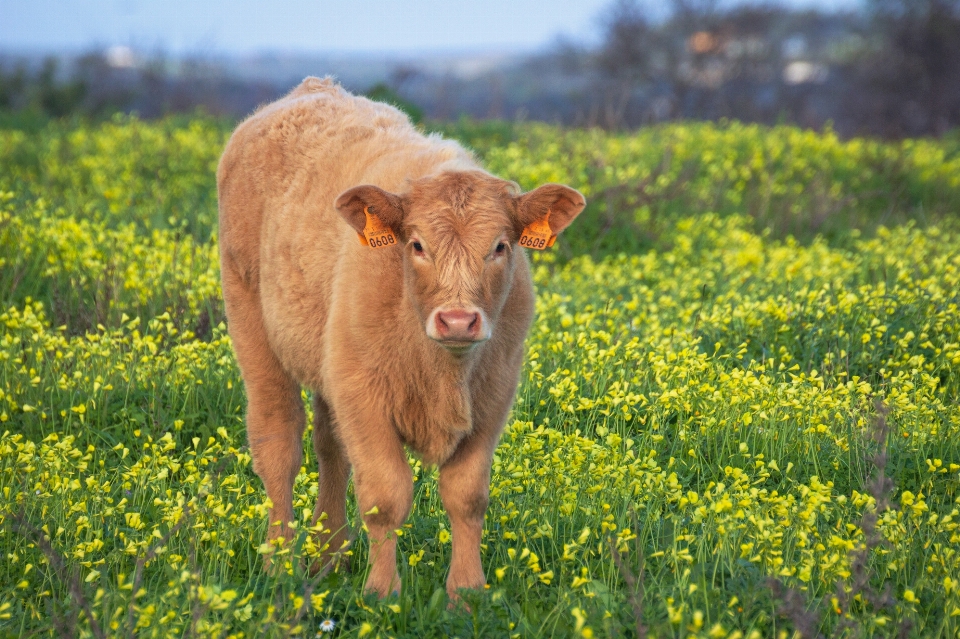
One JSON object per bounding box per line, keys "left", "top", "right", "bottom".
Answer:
{"left": 336, "top": 171, "right": 585, "bottom": 354}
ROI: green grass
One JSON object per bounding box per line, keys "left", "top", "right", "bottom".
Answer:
{"left": 0, "top": 115, "right": 959, "bottom": 638}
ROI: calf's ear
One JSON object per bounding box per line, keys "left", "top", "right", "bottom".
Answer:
{"left": 514, "top": 184, "right": 586, "bottom": 238}
{"left": 335, "top": 185, "right": 405, "bottom": 238}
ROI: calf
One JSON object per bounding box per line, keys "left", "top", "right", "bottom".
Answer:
{"left": 217, "top": 77, "right": 585, "bottom": 598}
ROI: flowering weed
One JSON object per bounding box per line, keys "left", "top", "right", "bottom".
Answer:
{"left": 1, "top": 117, "right": 959, "bottom": 637}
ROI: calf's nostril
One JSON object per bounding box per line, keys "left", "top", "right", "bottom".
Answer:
{"left": 436, "top": 310, "right": 482, "bottom": 340}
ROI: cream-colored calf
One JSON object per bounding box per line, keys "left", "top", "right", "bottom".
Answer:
{"left": 217, "top": 77, "right": 584, "bottom": 598}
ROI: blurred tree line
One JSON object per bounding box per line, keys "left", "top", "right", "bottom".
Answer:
{"left": 1, "top": 0, "right": 958, "bottom": 138}
{"left": 0, "top": 53, "right": 278, "bottom": 127}
{"left": 578, "top": 0, "right": 960, "bottom": 136}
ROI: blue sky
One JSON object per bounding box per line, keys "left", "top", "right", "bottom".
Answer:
{"left": 1, "top": 0, "right": 860, "bottom": 55}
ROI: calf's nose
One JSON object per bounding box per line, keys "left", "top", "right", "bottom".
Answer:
{"left": 435, "top": 309, "right": 482, "bottom": 341}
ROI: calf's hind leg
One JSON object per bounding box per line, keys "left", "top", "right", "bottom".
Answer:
{"left": 222, "top": 265, "right": 305, "bottom": 548}
{"left": 310, "top": 394, "right": 352, "bottom": 572}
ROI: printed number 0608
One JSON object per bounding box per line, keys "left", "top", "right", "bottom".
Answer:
{"left": 371, "top": 235, "right": 396, "bottom": 247}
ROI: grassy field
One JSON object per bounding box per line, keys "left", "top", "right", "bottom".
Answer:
{"left": 1, "top": 115, "right": 959, "bottom": 638}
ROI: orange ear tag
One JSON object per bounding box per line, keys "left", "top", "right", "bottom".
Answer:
{"left": 519, "top": 210, "right": 557, "bottom": 250}
{"left": 357, "top": 206, "right": 397, "bottom": 249}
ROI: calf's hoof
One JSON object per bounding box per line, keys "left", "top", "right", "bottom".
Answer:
{"left": 306, "top": 534, "right": 353, "bottom": 576}
{"left": 306, "top": 549, "right": 352, "bottom": 577}
{"left": 446, "top": 582, "right": 485, "bottom": 600}
{"left": 364, "top": 573, "right": 401, "bottom": 598}
{"left": 446, "top": 586, "right": 485, "bottom": 613}
{"left": 446, "top": 566, "right": 486, "bottom": 599}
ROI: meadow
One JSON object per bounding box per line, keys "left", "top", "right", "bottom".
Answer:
{"left": 1, "top": 113, "right": 959, "bottom": 638}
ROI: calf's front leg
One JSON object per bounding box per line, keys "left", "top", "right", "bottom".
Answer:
{"left": 337, "top": 405, "right": 413, "bottom": 597}
{"left": 439, "top": 425, "right": 500, "bottom": 599}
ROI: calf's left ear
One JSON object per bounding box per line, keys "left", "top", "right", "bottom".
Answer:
{"left": 335, "top": 185, "right": 404, "bottom": 247}
{"left": 514, "top": 184, "right": 586, "bottom": 242}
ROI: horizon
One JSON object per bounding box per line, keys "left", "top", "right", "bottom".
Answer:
{"left": 2, "top": 0, "right": 861, "bottom": 58}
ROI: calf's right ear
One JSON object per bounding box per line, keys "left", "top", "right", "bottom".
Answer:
{"left": 335, "top": 185, "right": 405, "bottom": 247}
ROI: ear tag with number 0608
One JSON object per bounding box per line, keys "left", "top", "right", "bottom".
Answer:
{"left": 519, "top": 210, "right": 557, "bottom": 250}
{"left": 358, "top": 206, "right": 397, "bottom": 248}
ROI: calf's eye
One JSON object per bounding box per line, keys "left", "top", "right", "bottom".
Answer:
{"left": 412, "top": 241, "right": 424, "bottom": 253}
{"left": 495, "top": 242, "right": 507, "bottom": 255}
